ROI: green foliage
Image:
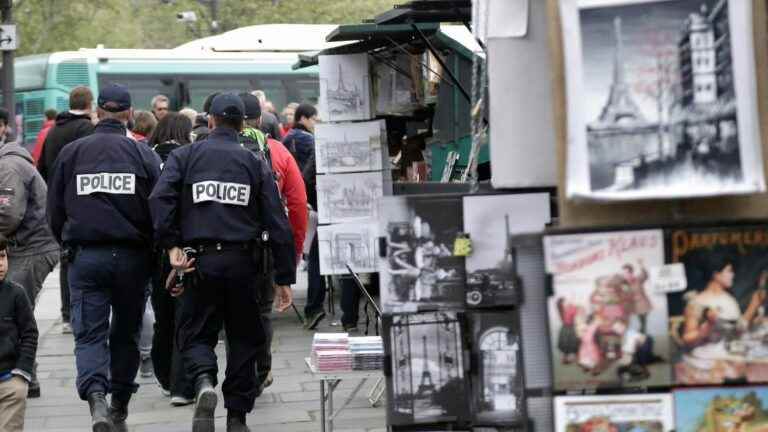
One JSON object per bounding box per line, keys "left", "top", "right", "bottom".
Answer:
{"left": 14, "top": 0, "right": 395, "bottom": 56}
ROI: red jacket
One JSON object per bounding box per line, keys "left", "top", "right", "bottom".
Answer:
{"left": 31, "top": 119, "right": 55, "bottom": 165}
{"left": 267, "top": 137, "right": 308, "bottom": 258}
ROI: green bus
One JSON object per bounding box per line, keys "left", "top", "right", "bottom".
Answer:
{"left": 12, "top": 42, "right": 321, "bottom": 147}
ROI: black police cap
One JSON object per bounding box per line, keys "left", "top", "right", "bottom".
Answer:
{"left": 210, "top": 93, "right": 245, "bottom": 120}
{"left": 238, "top": 93, "right": 262, "bottom": 120}
{"left": 98, "top": 84, "right": 132, "bottom": 112}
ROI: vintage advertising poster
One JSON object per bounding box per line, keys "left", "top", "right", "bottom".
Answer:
{"left": 674, "top": 386, "right": 768, "bottom": 432}
{"left": 315, "top": 120, "right": 387, "bottom": 174}
{"left": 560, "top": 0, "right": 764, "bottom": 200}
{"left": 668, "top": 225, "right": 768, "bottom": 385}
{"left": 384, "top": 312, "right": 470, "bottom": 426}
{"left": 316, "top": 171, "right": 389, "bottom": 224}
{"left": 544, "top": 229, "right": 671, "bottom": 390}
{"left": 317, "top": 222, "right": 378, "bottom": 275}
{"left": 469, "top": 311, "right": 524, "bottom": 426}
{"left": 318, "top": 53, "right": 372, "bottom": 122}
{"left": 555, "top": 394, "right": 674, "bottom": 432}
{"left": 463, "top": 193, "right": 551, "bottom": 308}
{"left": 379, "top": 195, "right": 465, "bottom": 314}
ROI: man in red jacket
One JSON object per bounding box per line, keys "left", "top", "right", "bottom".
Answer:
{"left": 30, "top": 109, "right": 57, "bottom": 165}
{"left": 239, "top": 93, "right": 307, "bottom": 395}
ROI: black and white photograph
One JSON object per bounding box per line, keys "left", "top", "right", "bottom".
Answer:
{"left": 469, "top": 311, "right": 524, "bottom": 426}
{"left": 316, "top": 171, "right": 389, "bottom": 224}
{"left": 562, "top": 0, "right": 764, "bottom": 200}
{"left": 379, "top": 195, "right": 466, "bottom": 314}
{"left": 462, "top": 193, "right": 551, "bottom": 308}
{"left": 315, "top": 120, "right": 387, "bottom": 174}
{"left": 384, "top": 312, "right": 470, "bottom": 426}
{"left": 317, "top": 222, "right": 378, "bottom": 275}
{"left": 319, "top": 53, "right": 373, "bottom": 122}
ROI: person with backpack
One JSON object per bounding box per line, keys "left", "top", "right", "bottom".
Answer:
{"left": 282, "top": 104, "right": 325, "bottom": 330}
{"left": 239, "top": 93, "right": 307, "bottom": 395}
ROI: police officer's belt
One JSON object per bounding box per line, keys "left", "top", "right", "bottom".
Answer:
{"left": 195, "top": 242, "right": 252, "bottom": 254}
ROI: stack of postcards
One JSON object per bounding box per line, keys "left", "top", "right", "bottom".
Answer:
{"left": 311, "top": 333, "right": 352, "bottom": 372}
{"left": 349, "top": 336, "right": 384, "bottom": 371}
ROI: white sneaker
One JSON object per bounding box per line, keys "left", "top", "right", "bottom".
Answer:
{"left": 61, "top": 323, "right": 72, "bottom": 334}
{"left": 170, "top": 395, "right": 194, "bottom": 406}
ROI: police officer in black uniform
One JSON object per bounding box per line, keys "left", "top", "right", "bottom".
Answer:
{"left": 149, "top": 93, "right": 295, "bottom": 432}
{"left": 47, "top": 84, "right": 161, "bottom": 432}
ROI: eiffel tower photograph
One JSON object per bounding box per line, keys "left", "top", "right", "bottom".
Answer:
{"left": 566, "top": 0, "right": 764, "bottom": 199}
{"left": 386, "top": 312, "right": 470, "bottom": 426}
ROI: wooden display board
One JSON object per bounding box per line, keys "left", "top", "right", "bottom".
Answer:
{"left": 547, "top": 0, "right": 768, "bottom": 227}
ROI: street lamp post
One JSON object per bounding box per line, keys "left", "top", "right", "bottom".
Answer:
{"left": 0, "top": 0, "right": 14, "bottom": 121}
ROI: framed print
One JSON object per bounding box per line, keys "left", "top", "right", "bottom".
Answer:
{"left": 667, "top": 224, "right": 768, "bottom": 385}
{"left": 561, "top": 0, "right": 765, "bottom": 200}
{"left": 462, "top": 193, "right": 551, "bottom": 308}
{"left": 384, "top": 311, "right": 470, "bottom": 426}
{"left": 674, "top": 386, "right": 768, "bottom": 432}
{"left": 315, "top": 120, "right": 387, "bottom": 174}
{"left": 469, "top": 311, "right": 524, "bottom": 426}
{"left": 379, "top": 195, "right": 466, "bottom": 314}
{"left": 316, "top": 171, "right": 389, "bottom": 224}
{"left": 555, "top": 393, "right": 674, "bottom": 432}
{"left": 318, "top": 222, "right": 378, "bottom": 275}
{"left": 544, "top": 229, "right": 671, "bottom": 391}
{"left": 318, "top": 53, "right": 372, "bottom": 122}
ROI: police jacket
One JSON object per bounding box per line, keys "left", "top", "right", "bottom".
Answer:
{"left": 149, "top": 127, "right": 297, "bottom": 286}
{"left": 47, "top": 119, "right": 162, "bottom": 246}
{"left": 0, "top": 143, "right": 58, "bottom": 257}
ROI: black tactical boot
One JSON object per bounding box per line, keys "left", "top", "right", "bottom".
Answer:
{"left": 87, "top": 392, "right": 115, "bottom": 432}
{"left": 192, "top": 374, "right": 217, "bottom": 432}
{"left": 226, "top": 410, "right": 251, "bottom": 432}
{"left": 109, "top": 392, "right": 131, "bottom": 432}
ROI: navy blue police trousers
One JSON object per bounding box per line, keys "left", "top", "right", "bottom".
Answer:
{"left": 176, "top": 248, "right": 267, "bottom": 413}
{"left": 68, "top": 245, "right": 151, "bottom": 400}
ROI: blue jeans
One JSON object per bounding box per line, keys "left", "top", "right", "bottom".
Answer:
{"left": 68, "top": 245, "right": 151, "bottom": 400}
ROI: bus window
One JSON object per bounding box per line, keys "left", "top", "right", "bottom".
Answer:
{"left": 186, "top": 78, "right": 253, "bottom": 111}
{"left": 98, "top": 75, "right": 178, "bottom": 111}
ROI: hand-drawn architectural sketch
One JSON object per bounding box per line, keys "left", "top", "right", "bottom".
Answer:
{"left": 373, "top": 53, "right": 422, "bottom": 116}
{"left": 315, "top": 120, "right": 387, "bottom": 174}
{"left": 318, "top": 222, "right": 378, "bottom": 275}
{"left": 316, "top": 171, "right": 389, "bottom": 224}
{"left": 319, "top": 53, "right": 372, "bottom": 122}
{"left": 562, "top": 0, "right": 764, "bottom": 199}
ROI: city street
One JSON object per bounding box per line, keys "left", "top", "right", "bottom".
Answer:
{"left": 24, "top": 267, "right": 386, "bottom": 432}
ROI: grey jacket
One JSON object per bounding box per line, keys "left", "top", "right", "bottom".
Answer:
{"left": 0, "top": 143, "right": 59, "bottom": 256}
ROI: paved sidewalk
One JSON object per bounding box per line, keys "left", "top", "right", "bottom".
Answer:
{"left": 25, "top": 267, "right": 386, "bottom": 431}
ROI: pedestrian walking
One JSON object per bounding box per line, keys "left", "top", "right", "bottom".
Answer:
{"left": 192, "top": 93, "right": 219, "bottom": 142}
{"left": 250, "top": 90, "right": 283, "bottom": 140}
{"left": 37, "top": 86, "right": 96, "bottom": 335}
{"left": 146, "top": 112, "right": 195, "bottom": 406}
{"left": 283, "top": 104, "right": 326, "bottom": 330}
{"left": 131, "top": 110, "right": 157, "bottom": 145}
{"left": 0, "top": 133, "right": 60, "bottom": 398}
{"left": 47, "top": 84, "right": 161, "bottom": 432}
{"left": 149, "top": 93, "right": 296, "bottom": 432}
{"left": 0, "top": 108, "right": 14, "bottom": 145}
{"left": 0, "top": 234, "right": 39, "bottom": 432}
{"left": 31, "top": 109, "right": 58, "bottom": 165}
{"left": 151, "top": 94, "right": 171, "bottom": 121}
{"left": 239, "top": 92, "right": 307, "bottom": 395}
